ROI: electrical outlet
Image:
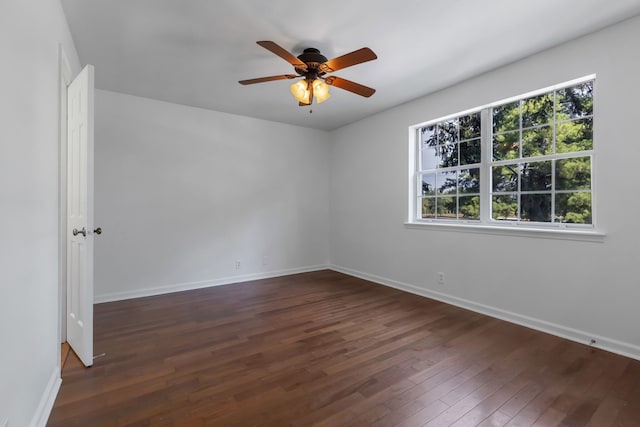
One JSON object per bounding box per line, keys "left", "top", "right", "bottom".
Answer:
{"left": 235, "top": 260, "right": 241, "bottom": 270}
{"left": 262, "top": 255, "right": 269, "bottom": 266}
{"left": 437, "top": 272, "right": 445, "bottom": 285}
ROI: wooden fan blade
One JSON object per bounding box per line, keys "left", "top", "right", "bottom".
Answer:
{"left": 257, "top": 41, "right": 307, "bottom": 71}
{"left": 239, "top": 74, "right": 298, "bottom": 85}
{"left": 325, "top": 76, "right": 376, "bottom": 97}
{"left": 319, "top": 47, "right": 377, "bottom": 73}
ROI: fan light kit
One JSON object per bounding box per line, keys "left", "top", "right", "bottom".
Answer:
{"left": 239, "top": 42, "right": 377, "bottom": 106}
{"left": 290, "top": 79, "right": 331, "bottom": 104}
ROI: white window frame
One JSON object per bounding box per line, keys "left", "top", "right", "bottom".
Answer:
{"left": 406, "top": 75, "right": 605, "bottom": 242}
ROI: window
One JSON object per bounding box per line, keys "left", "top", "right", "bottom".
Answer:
{"left": 412, "top": 77, "right": 594, "bottom": 230}
{"left": 419, "top": 112, "right": 482, "bottom": 220}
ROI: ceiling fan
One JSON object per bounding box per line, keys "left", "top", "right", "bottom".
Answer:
{"left": 239, "top": 41, "right": 377, "bottom": 106}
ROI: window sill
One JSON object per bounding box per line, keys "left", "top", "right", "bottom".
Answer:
{"left": 404, "top": 221, "right": 605, "bottom": 242}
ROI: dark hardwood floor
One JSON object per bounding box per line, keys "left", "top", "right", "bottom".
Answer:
{"left": 49, "top": 270, "right": 640, "bottom": 426}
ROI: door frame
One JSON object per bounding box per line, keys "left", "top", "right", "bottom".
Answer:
{"left": 58, "top": 45, "right": 72, "bottom": 361}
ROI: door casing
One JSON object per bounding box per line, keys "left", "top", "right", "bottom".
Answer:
{"left": 58, "top": 45, "right": 72, "bottom": 353}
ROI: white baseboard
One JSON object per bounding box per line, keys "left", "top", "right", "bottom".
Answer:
{"left": 94, "top": 265, "right": 330, "bottom": 303}
{"left": 330, "top": 264, "right": 640, "bottom": 361}
{"left": 29, "top": 367, "right": 61, "bottom": 427}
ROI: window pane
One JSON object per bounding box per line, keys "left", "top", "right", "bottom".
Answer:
{"left": 459, "top": 112, "right": 481, "bottom": 140}
{"left": 436, "top": 171, "right": 457, "bottom": 194}
{"left": 555, "top": 192, "right": 592, "bottom": 224}
{"left": 422, "top": 144, "right": 460, "bottom": 169}
{"left": 557, "top": 81, "right": 593, "bottom": 120}
{"left": 437, "top": 196, "right": 456, "bottom": 218}
{"left": 422, "top": 197, "right": 436, "bottom": 218}
{"left": 435, "top": 143, "right": 458, "bottom": 168}
{"left": 522, "top": 125, "right": 552, "bottom": 158}
{"left": 521, "top": 161, "right": 551, "bottom": 192}
{"left": 421, "top": 147, "right": 439, "bottom": 170}
{"left": 522, "top": 93, "right": 554, "bottom": 128}
{"left": 521, "top": 194, "right": 552, "bottom": 222}
{"left": 492, "top": 195, "right": 518, "bottom": 221}
{"left": 493, "top": 131, "right": 519, "bottom": 160}
{"left": 493, "top": 101, "right": 519, "bottom": 133}
{"left": 420, "top": 125, "right": 439, "bottom": 169}
{"left": 492, "top": 165, "right": 518, "bottom": 192}
{"left": 556, "top": 118, "right": 593, "bottom": 153}
{"left": 420, "top": 125, "right": 436, "bottom": 150}
{"left": 437, "top": 120, "right": 459, "bottom": 144}
{"left": 459, "top": 196, "right": 480, "bottom": 220}
{"left": 421, "top": 173, "right": 436, "bottom": 195}
{"left": 459, "top": 168, "right": 480, "bottom": 194}
{"left": 556, "top": 157, "right": 591, "bottom": 190}
{"left": 460, "top": 138, "right": 481, "bottom": 165}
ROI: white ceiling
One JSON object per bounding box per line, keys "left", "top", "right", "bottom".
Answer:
{"left": 60, "top": 0, "right": 640, "bottom": 131}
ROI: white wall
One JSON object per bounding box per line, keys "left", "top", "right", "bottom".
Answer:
{"left": 330, "top": 16, "right": 640, "bottom": 359}
{"left": 94, "top": 91, "right": 330, "bottom": 301}
{"left": 0, "top": 1, "right": 80, "bottom": 426}
{"left": 2, "top": 4, "right": 636, "bottom": 425}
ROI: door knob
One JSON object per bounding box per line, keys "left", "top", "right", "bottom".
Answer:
{"left": 94, "top": 227, "right": 102, "bottom": 235}
{"left": 72, "top": 227, "right": 87, "bottom": 237}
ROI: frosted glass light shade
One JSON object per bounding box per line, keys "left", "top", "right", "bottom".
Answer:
{"left": 312, "top": 79, "right": 331, "bottom": 103}
{"left": 290, "top": 80, "right": 310, "bottom": 104}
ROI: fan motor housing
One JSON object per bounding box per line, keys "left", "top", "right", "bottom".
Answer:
{"left": 296, "top": 48, "right": 327, "bottom": 74}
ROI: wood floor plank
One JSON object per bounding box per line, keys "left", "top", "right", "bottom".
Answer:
{"left": 476, "top": 410, "right": 512, "bottom": 427}
{"left": 392, "top": 399, "right": 450, "bottom": 427}
{"left": 586, "top": 396, "right": 628, "bottom": 426}
{"left": 48, "top": 270, "right": 640, "bottom": 426}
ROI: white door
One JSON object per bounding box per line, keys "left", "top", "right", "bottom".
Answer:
{"left": 66, "top": 64, "right": 95, "bottom": 367}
